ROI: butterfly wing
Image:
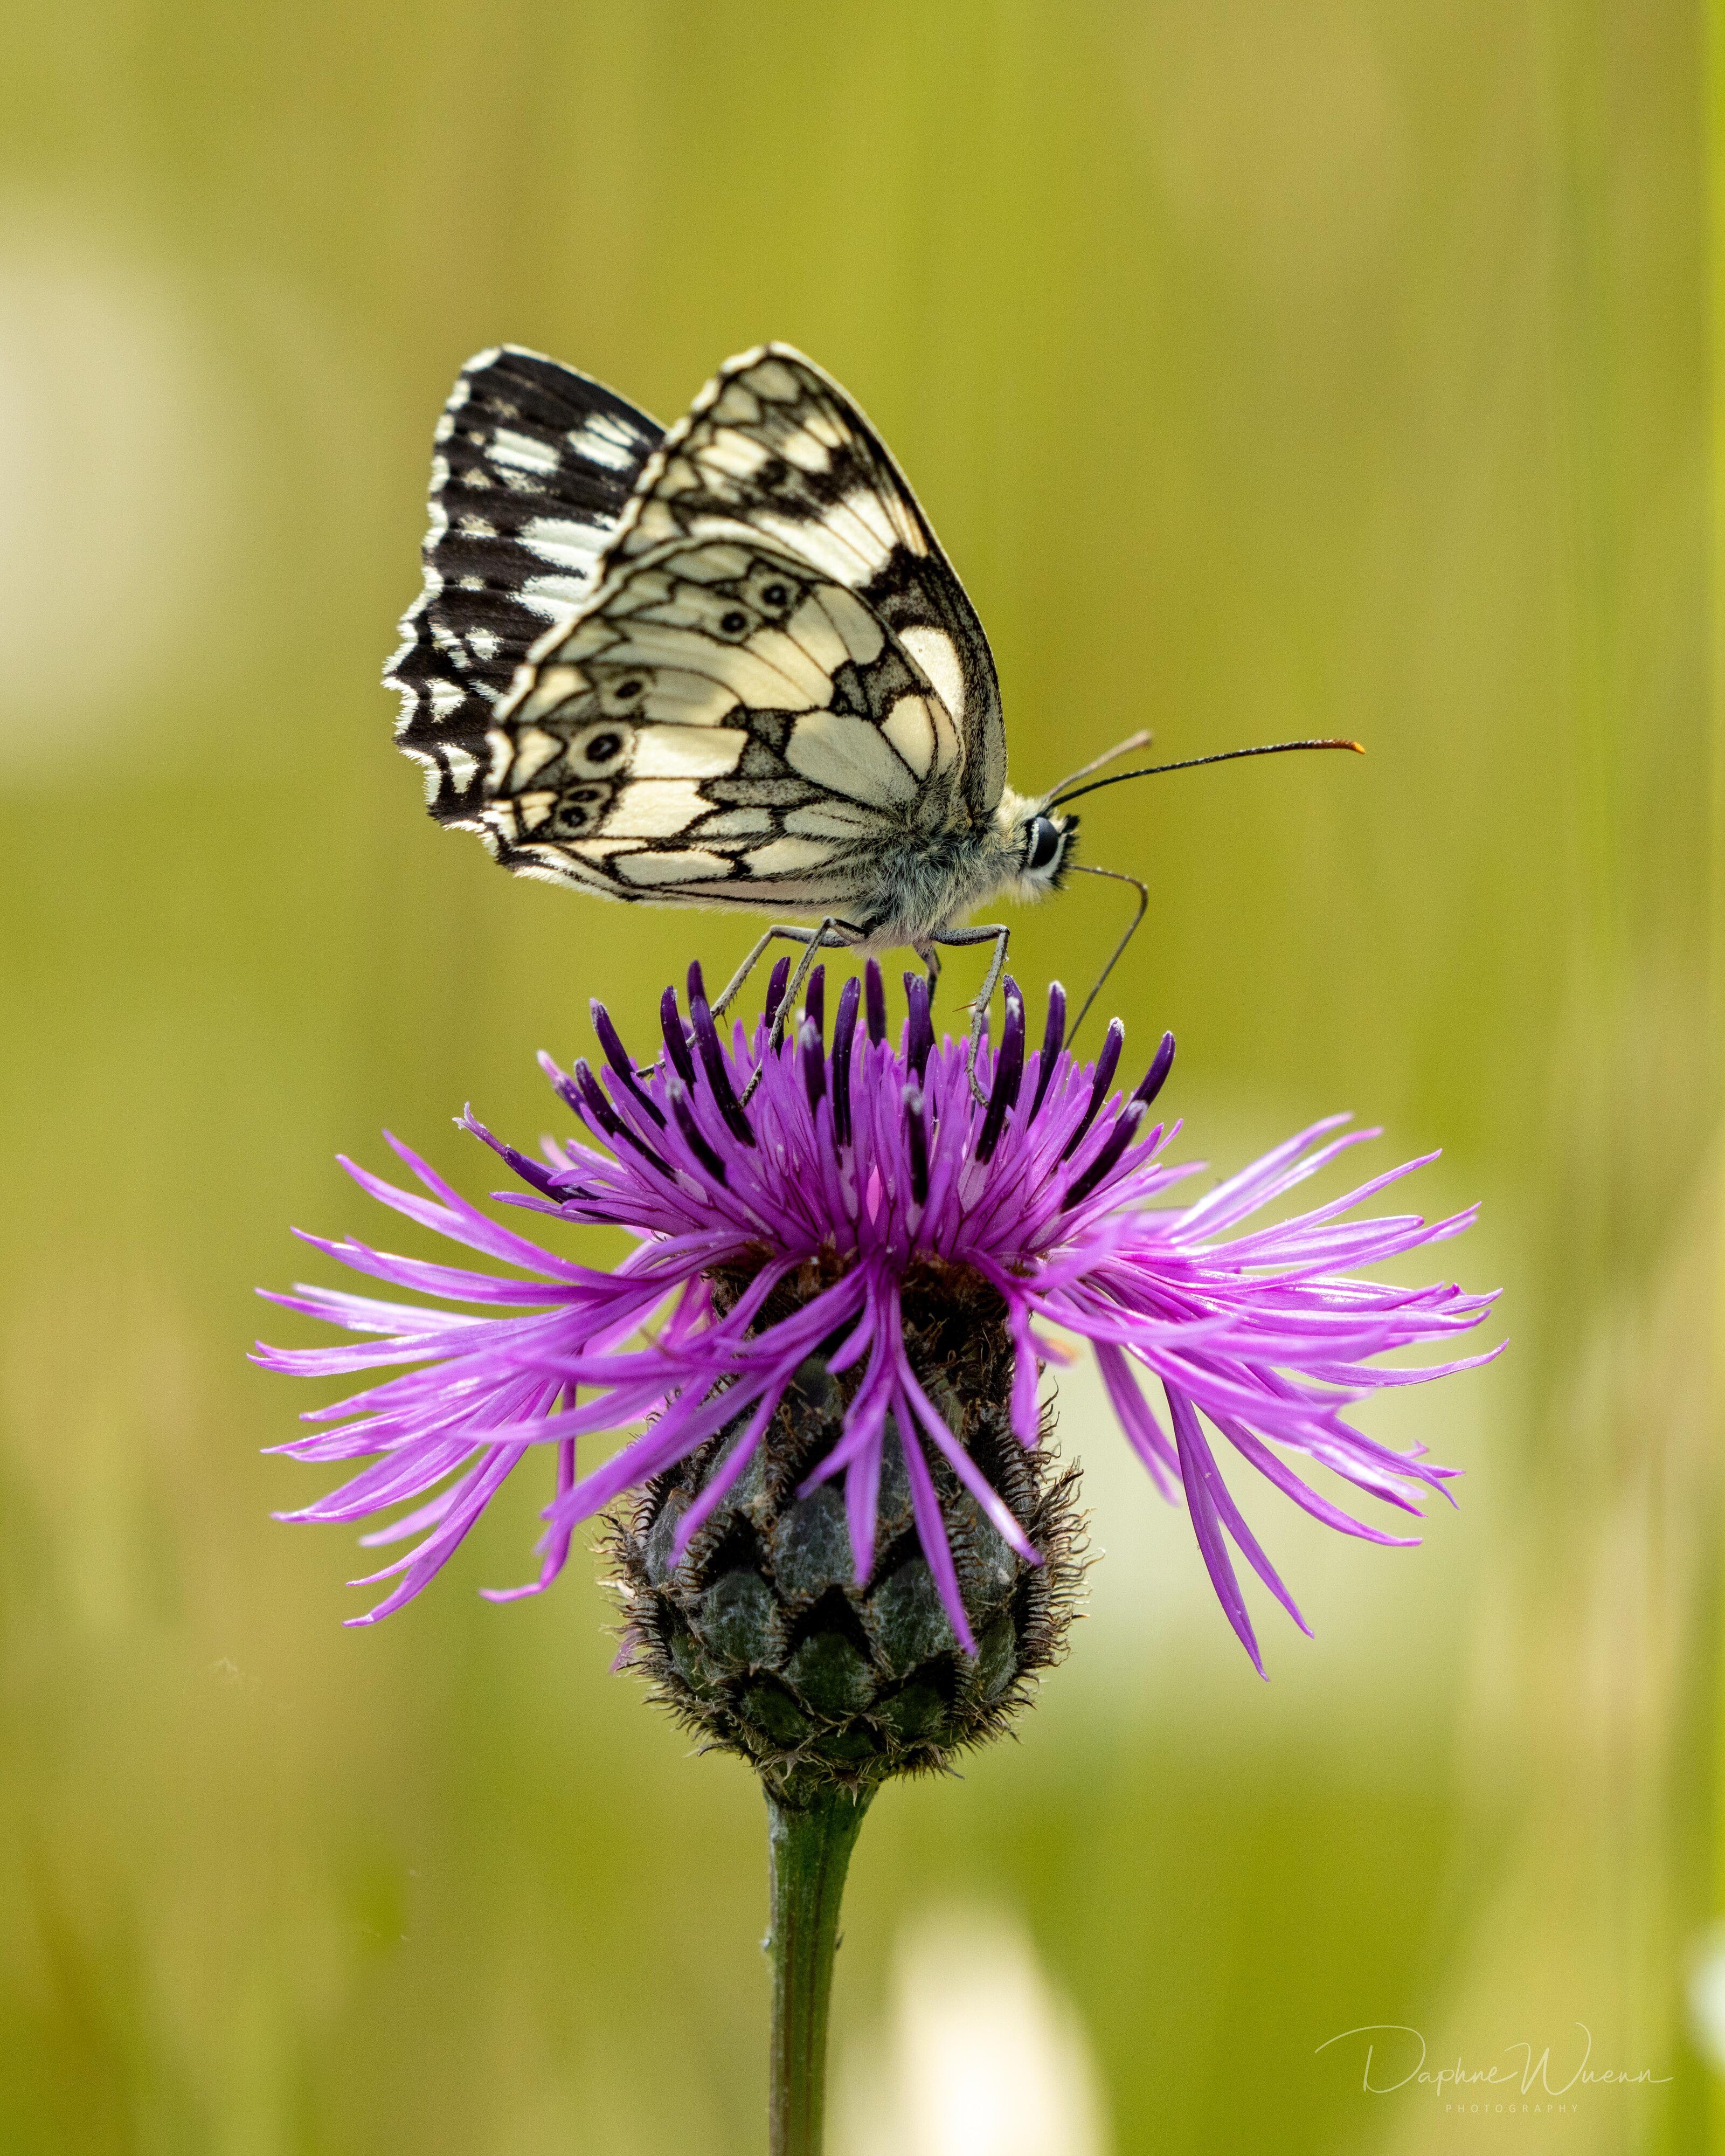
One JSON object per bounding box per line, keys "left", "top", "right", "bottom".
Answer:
{"left": 480, "top": 528, "right": 967, "bottom": 915}
{"left": 393, "top": 344, "right": 1006, "bottom": 918}
{"left": 615, "top": 344, "right": 1006, "bottom": 821}
{"left": 468, "top": 346, "right": 1006, "bottom": 916}
{"left": 385, "top": 345, "right": 664, "bottom": 826}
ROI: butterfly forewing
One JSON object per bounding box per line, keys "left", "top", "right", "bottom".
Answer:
{"left": 386, "top": 345, "right": 663, "bottom": 827}
{"left": 617, "top": 346, "right": 1006, "bottom": 818}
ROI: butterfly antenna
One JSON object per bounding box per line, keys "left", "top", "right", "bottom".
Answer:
{"left": 1048, "top": 736, "right": 1362, "bottom": 810}
{"left": 1044, "top": 728, "right": 1153, "bottom": 802}
{"left": 1067, "top": 863, "right": 1149, "bottom": 1048}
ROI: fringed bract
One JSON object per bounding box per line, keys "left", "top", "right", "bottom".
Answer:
{"left": 606, "top": 1259, "right": 1083, "bottom": 1800}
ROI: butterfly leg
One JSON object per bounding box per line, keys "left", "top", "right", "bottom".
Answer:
{"left": 914, "top": 941, "right": 972, "bottom": 1042}
{"left": 931, "top": 924, "right": 1011, "bottom": 1106}
{"left": 735, "top": 917, "right": 862, "bottom": 1105}
{"left": 638, "top": 924, "right": 825, "bottom": 1080}
{"left": 711, "top": 925, "right": 816, "bottom": 1025}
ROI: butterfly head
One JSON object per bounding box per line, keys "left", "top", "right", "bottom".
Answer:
{"left": 997, "top": 790, "right": 1077, "bottom": 902}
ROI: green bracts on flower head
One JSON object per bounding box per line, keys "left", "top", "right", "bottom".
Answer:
{"left": 608, "top": 1261, "right": 1082, "bottom": 1801}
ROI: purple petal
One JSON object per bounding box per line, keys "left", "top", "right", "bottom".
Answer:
{"left": 263, "top": 969, "right": 1497, "bottom": 1666}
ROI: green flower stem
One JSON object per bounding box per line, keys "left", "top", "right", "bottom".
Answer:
{"left": 766, "top": 1782, "right": 874, "bottom": 2156}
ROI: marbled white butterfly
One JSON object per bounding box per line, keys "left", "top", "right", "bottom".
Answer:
{"left": 387, "top": 343, "right": 1353, "bottom": 1095}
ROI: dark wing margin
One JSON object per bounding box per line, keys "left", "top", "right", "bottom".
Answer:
{"left": 385, "top": 346, "right": 663, "bottom": 827}
{"left": 611, "top": 345, "right": 1007, "bottom": 819}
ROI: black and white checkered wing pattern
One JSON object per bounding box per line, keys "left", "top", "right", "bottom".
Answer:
{"left": 385, "top": 346, "right": 663, "bottom": 826}
{"left": 469, "top": 345, "right": 1008, "bottom": 916}
{"left": 616, "top": 345, "right": 1006, "bottom": 820}
{"left": 479, "top": 529, "right": 965, "bottom": 913}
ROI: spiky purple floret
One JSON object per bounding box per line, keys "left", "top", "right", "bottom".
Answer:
{"left": 258, "top": 965, "right": 1499, "bottom": 1670}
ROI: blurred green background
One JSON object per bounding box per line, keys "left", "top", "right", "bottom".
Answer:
{"left": 0, "top": 2, "right": 1716, "bottom": 2150}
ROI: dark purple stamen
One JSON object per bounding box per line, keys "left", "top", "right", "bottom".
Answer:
{"left": 1060, "top": 1019, "right": 1124, "bottom": 1162}
{"left": 1063, "top": 1100, "right": 1146, "bottom": 1208}
{"left": 832, "top": 977, "right": 860, "bottom": 1146}
{"left": 573, "top": 1058, "right": 675, "bottom": 1178}
{"left": 667, "top": 1081, "right": 727, "bottom": 1185}
{"left": 480, "top": 1128, "right": 566, "bottom": 1201}
{"left": 800, "top": 1020, "right": 826, "bottom": 1116}
{"left": 975, "top": 979, "right": 1026, "bottom": 1164}
{"left": 538, "top": 1050, "right": 587, "bottom": 1121}
{"left": 1133, "top": 1031, "right": 1176, "bottom": 1111}
{"left": 591, "top": 999, "right": 666, "bottom": 1128}
{"left": 763, "top": 956, "right": 792, "bottom": 1035}
{"left": 659, "top": 987, "right": 696, "bottom": 1087}
{"left": 571, "top": 1057, "right": 623, "bottom": 1137}
{"left": 865, "top": 959, "right": 887, "bottom": 1045}
{"left": 804, "top": 965, "right": 825, "bottom": 1045}
{"left": 1028, "top": 981, "right": 1067, "bottom": 1122}
{"left": 687, "top": 971, "right": 756, "bottom": 1149}
{"left": 904, "top": 973, "right": 934, "bottom": 1083}
{"left": 904, "top": 1084, "right": 929, "bottom": 1205}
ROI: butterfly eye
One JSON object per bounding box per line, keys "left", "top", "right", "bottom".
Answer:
{"left": 585, "top": 733, "right": 625, "bottom": 764}
{"left": 615, "top": 679, "right": 645, "bottom": 701}
{"left": 719, "top": 609, "right": 750, "bottom": 635}
{"left": 760, "top": 583, "right": 789, "bottom": 608}
{"left": 1025, "top": 816, "right": 1063, "bottom": 873}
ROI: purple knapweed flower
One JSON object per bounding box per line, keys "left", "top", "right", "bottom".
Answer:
{"left": 259, "top": 959, "right": 1497, "bottom": 1675}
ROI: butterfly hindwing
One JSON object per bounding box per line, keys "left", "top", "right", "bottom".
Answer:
{"left": 482, "top": 532, "right": 965, "bottom": 911}
{"left": 386, "top": 345, "right": 663, "bottom": 827}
